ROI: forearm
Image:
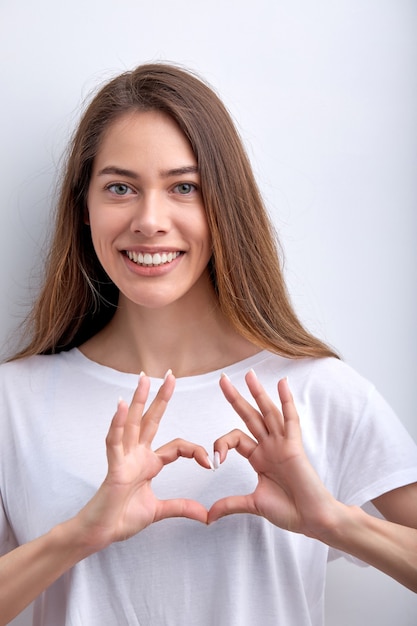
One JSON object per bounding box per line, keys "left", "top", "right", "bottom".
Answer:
{"left": 314, "top": 502, "right": 417, "bottom": 593}
{"left": 0, "top": 517, "right": 98, "bottom": 625}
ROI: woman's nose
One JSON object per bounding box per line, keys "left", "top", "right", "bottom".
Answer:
{"left": 130, "top": 191, "right": 170, "bottom": 237}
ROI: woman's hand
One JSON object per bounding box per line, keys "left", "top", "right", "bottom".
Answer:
{"left": 0, "top": 372, "right": 213, "bottom": 624}
{"left": 208, "top": 371, "right": 417, "bottom": 592}
{"left": 208, "top": 371, "right": 337, "bottom": 537}
{"left": 77, "top": 372, "right": 210, "bottom": 551}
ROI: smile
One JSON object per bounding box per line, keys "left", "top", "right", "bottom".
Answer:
{"left": 125, "top": 251, "right": 182, "bottom": 267}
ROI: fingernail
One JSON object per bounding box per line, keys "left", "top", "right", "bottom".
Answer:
{"left": 139, "top": 371, "right": 146, "bottom": 378}
{"left": 249, "top": 368, "right": 257, "bottom": 378}
{"left": 164, "top": 368, "right": 172, "bottom": 380}
{"left": 206, "top": 455, "right": 215, "bottom": 471}
{"left": 117, "top": 396, "right": 124, "bottom": 407}
{"left": 220, "top": 372, "right": 230, "bottom": 381}
{"left": 213, "top": 451, "right": 221, "bottom": 469}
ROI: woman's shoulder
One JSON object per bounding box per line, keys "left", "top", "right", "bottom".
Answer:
{"left": 0, "top": 350, "right": 77, "bottom": 385}
{"left": 258, "top": 351, "right": 372, "bottom": 394}
{"left": 256, "top": 351, "right": 386, "bottom": 426}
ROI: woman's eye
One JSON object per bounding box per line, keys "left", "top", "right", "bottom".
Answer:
{"left": 107, "top": 183, "right": 132, "bottom": 196}
{"left": 174, "top": 183, "right": 196, "bottom": 195}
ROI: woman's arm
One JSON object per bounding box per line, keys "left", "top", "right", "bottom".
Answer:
{"left": 208, "top": 372, "right": 417, "bottom": 592}
{"left": 0, "top": 373, "right": 210, "bottom": 625}
{"left": 0, "top": 516, "right": 98, "bottom": 626}
{"left": 316, "top": 490, "right": 417, "bottom": 592}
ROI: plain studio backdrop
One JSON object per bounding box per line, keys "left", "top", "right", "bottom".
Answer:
{"left": 0, "top": 1, "right": 416, "bottom": 624}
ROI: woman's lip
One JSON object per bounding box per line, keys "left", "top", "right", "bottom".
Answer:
{"left": 124, "top": 250, "right": 183, "bottom": 266}
{"left": 122, "top": 246, "right": 184, "bottom": 253}
{"left": 122, "top": 250, "right": 183, "bottom": 274}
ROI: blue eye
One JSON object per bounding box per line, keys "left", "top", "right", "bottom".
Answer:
{"left": 175, "top": 183, "right": 195, "bottom": 195}
{"left": 107, "top": 183, "right": 132, "bottom": 196}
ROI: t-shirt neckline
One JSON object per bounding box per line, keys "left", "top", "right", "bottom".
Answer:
{"left": 66, "top": 346, "right": 280, "bottom": 390}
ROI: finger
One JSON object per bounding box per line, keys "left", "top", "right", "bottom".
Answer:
{"left": 139, "top": 372, "right": 176, "bottom": 445}
{"left": 155, "top": 438, "right": 213, "bottom": 470}
{"left": 155, "top": 498, "right": 208, "bottom": 524}
{"left": 106, "top": 399, "right": 129, "bottom": 466}
{"left": 245, "top": 369, "right": 284, "bottom": 436}
{"left": 123, "top": 373, "right": 150, "bottom": 451}
{"left": 208, "top": 494, "right": 256, "bottom": 523}
{"left": 219, "top": 373, "right": 268, "bottom": 441}
{"left": 277, "top": 378, "right": 302, "bottom": 441}
{"left": 213, "top": 429, "right": 258, "bottom": 465}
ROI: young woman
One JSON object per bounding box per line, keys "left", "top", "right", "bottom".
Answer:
{"left": 1, "top": 63, "right": 416, "bottom": 626}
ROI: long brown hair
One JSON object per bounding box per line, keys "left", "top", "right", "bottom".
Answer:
{"left": 11, "top": 62, "right": 338, "bottom": 360}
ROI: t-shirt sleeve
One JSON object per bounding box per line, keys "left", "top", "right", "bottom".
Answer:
{"left": 335, "top": 386, "right": 417, "bottom": 507}
{"left": 0, "top": 367, "right": 18, "bottom": 557}
{"left": 327, "top": 384, "right": 417, "bottom": 565}
{"left": 0, "top": 490, "right": 17, "bottom": 556}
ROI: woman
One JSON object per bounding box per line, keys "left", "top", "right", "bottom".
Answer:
{"left": 1, "top": 63, "right": 416, "bottom": 626}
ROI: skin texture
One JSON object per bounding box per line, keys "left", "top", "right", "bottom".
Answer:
{"left": 209, "top": 372, "right": 335, "bottom": 533}
{"left": 78, "top": 373, "right": 210, "bottom": 548}
{"left": 86, "top": 110, "right": 212, "bottom": 314}
{"left": 81, "top": 109, "right": 258, "bottom": 378}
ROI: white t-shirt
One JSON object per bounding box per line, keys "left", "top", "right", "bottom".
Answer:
{"left": 1, "top": 349, "right": 416, "bottom": 626}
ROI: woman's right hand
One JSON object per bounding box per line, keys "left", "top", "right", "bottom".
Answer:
{"left": 0, "top": 372, "right": 211, "bottom": 625}
{"left": 75, "top": 371, "right": 210, "bottom": 551}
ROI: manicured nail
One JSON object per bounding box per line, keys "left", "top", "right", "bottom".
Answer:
{"left": 117, "top": 396, "right": 124, "bottom": 407}
{"left": 206, "top": 455, "right": 215, "bottom": 471}
{"left": 213, "top": 451, "right": 221, "bottom": 469}
{"left": 139, "top": 371, "right": 146, "bottom": 378}
{"left": 249, "top": 368, "right": 257, "bottom": 378}
{"left": 164, "top": 368, "right": 172, "bottom": 380}
{"left": 220, "top": 372, "right": 230, "bottom": 381}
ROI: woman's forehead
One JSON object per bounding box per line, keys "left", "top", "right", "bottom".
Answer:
{"left": 92, "top": 110, "right": 197, "bottom": 176}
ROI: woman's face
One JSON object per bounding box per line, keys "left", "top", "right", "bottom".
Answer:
{"left": 86, "top": 110, "right": 212, "bottom": 311}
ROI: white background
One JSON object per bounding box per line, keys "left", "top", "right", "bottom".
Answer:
{"left": 0, "top": 0, "right": 416, "bottom": 624}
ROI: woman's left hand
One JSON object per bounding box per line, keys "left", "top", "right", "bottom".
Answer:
{"left": 208, "top": 371, "right": 337, "bottom": 537}
{"left": 208, "top": 370, "right": 417, "bottom": 593}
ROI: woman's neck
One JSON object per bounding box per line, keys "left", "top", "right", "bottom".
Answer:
{"left": 79, "top": 290, "right": 260, "bottom": 378}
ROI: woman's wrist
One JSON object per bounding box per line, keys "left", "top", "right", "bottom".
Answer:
{"left": 306, "top": 499, "right": 417, "bottom": 592}
{"left": 53, "top": 511, "right": 112, "bottom": 566}
{"left": 298, "top": 495, "right": 350, "bottom": 544}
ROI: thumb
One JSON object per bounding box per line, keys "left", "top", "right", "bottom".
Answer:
{"left": 155, "top": 498, "right": 209, "bottom": 524}
{"left": 208, "top": 495, "right": 254, "bottom": 524}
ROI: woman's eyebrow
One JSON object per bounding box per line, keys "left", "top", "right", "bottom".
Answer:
{"left": 160, "top": 165, "right": 199, "bottom": 178}
{"left": 96, "top": 165, "right": 199, "bottom": 179}
{"left": 97, "top": 166, "right": 139, "bottom": 179}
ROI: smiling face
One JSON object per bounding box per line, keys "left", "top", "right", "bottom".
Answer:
{"left": 86, "top": 110, "right": 213, "bottom": 312}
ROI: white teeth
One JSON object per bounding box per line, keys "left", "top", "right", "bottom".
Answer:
{"left": 126, "top": 251, "right": 180, "bottom": 267}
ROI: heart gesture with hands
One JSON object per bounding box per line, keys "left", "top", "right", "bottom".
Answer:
{"left": 208, "top": 370, "right": 338, "bottom": 539}
{"left": 76, "top": 372, "right": 211, "bottom": 552}
{"left": 78, "top": 368, "right": 337, "bottom": 555}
